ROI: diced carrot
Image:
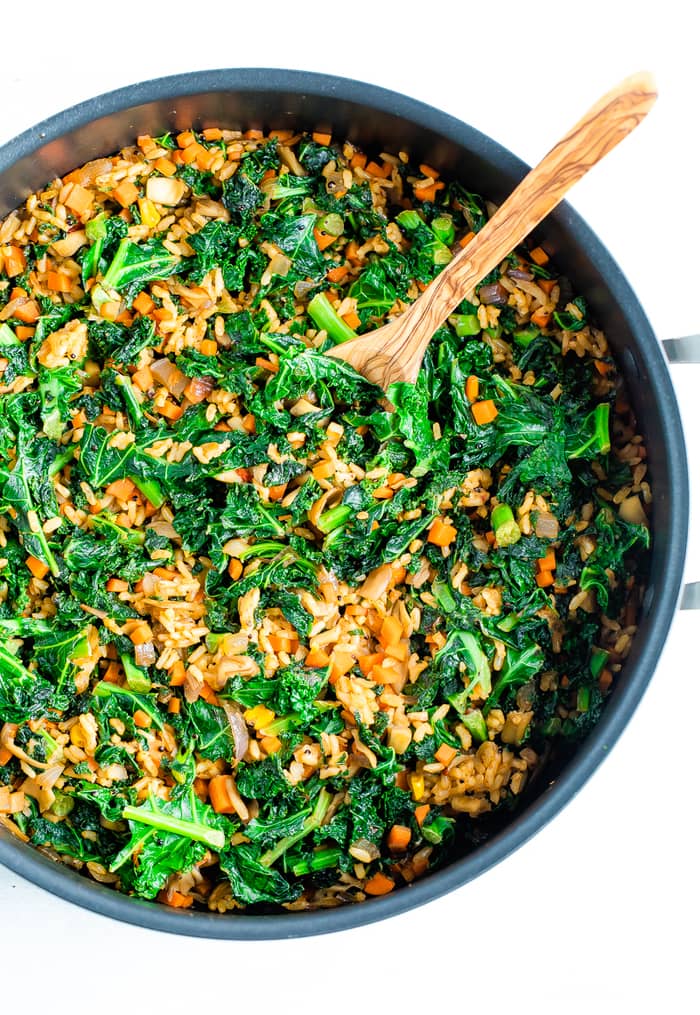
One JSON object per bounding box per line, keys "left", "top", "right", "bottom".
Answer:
{"left": 594, "top": 360, "right": 612, "bottom": 375}
{"left": 268, "top": 633, "right": 296, "bottom": 653}
{"left": 25, "top": 555, "right": 49, "bottom": 580}
{"left": 312, "top": 131, "right": 332, "bottom": 145}
{"left": 313, "top": 227, "right": 336, "bottom": 251}
{"left": 379, "top": 615, "right": 403, "bottom": 649}
{"left": 537, "top": 551, "right": 556, "bottom": 573}
{"left": 530, "top": 246, "right": 550, "bottom": 266}
{"left": 202, "top": 127, "right": 223, "bottom": 141}
{"left": 131, "top": 365, "right": 154, "bottom": 392}
{"left": 312, "top": 460, "right": 336, "bottom": 481}
{"left": 427, "top": 517, "right": 458, "bottom": 547}
{"left": 365, "top": 160, "right": 391, "bottom": 178}
{"left": 151, "top": 306, "right": 171, "bottom": 323}
{"left": 106, "top": 578, "right": 129, "bottom": 592}
{"left": 387, "top": 824, "right": 412, "bottom": 852}
{"left": 105, "top": 478, "right": 136, "bottom": 500}
{"left": 115, "top": 310, "right": 133, "bottom": 326}
{"left": 225, "top": 558, "right": 242, "bottom": 583}
{"left": 46, "top": 270, "right": 73, "bottom": 293}
{"left": 243, "top": 128, "right": 264, "bottom": 139}
{"left": 326, "top": 264, "right": 349, "bottom": 284}
{"left": 2, "top": 245, "right": 26, "bottom": 277}
{"left": 355, "top": 653, "right": 381, "bottom": 676}
{"left": 12, "top": 299, "right": 40, "bottom": 323}
{"left": 209, "top": 774, "right": 238, "bottom": 814}
{"left": 112, "top": 181, "right": 139, "bottom": 208}
{"left": 414, "top": 181, "right": 445, "bottom": 202}
{"left": 535, "top": 570, "right": 555, "bottom": 588}
{"left": 169, "top": 660, "right": 186, "bottom": 687}
{"left": 345, "top": 240, "right": 361, "bottom": 265}
{"left": 15, "top": 326, "right": 35, "bottom": 340}
{"left": 180, "top": 143, "right": 200, "bottom": 165}
{"left": 176, "top": 130, "right": 195, "bottom": 149}
{"left": 350, "top": 152, "right": 367, "bottom": 170}
{"left": 167, "top": 697, "right": 181, "bottom": 714}
{"left": 372, "top": 485, "right": 394, "bottom": 500}
{"left": 161, "top": 890, "right": 193, "bottom": 909}
{"left": 235, "top": 467, "right": 252, "bottom": 482}
{"left": 414, "top": 803, "right": 430, "bottom": 827}
{"left": 196, "top": 147, "right": 217, "bottom": 172}
{"left": 200, "top": 338, "right": 218, "bottom": 356}
{"left": 459, "top": 230, "right": 476, "bottom": 248}
{"left": 255, "top": 356, "right": 279, "bottom": 374}
{"left": 198, "top": 683, "right": 218, "bottom": 705}
{"left": 341, "top": 310, "right": 361, "bottom": 330}
{"left": 132, "top": 290, "right": 155, "bottom": 315}
{"left": 242, "top": 413, "right": 256, "bottom": 434}
{"left": 330, "top": 651, "right": 355, "bottom": 680}
{"left": 485, "top": 530, "right": 496, "bottom": 546}
{"left": 133, "top": 709, "right": 152, "bottom": 729}
{"left": 539, "top": 278, "right": 557, "bottom": 295}
{"left": 269, "top": 129, "right": 294, "bottom": 141}
{"left": 471, "top": 399, "right": 498, "bottom": 425}
{"left": 434, "top": 743, "right": 457, "bottom": 767}
{"left": 130, "top": 623, "right": 153, "bottom": 646}
{"left": 0, "top": 745, "right": 13, "bottom": 766}
{"left": 157, "top": 399, "right": 185, "bottom": 421}
{"left": 466, "top": 375, "right": 479, "bottom": 402}
{"left": 261, "top": 735, "right": 282, "bottom": 754}
{"left": 530, "top": 308, "right": 552, "bottom": 328}
{"left": 267, "top": 484, "right": 287, "bottom": 502}
{"left": 364, "top": 872, "right": 395, "bottom": 896}
{"left": 100, "top": 301, "right": 121, "bottom": 321}
{"left": 305, "top": 649, "right": 331, "bottom": 668}
{"left": 64, "top": 184, "right": 94, "bottom": 216}
{"left": 154, "top": 156, "right": 177, "bottom": 177}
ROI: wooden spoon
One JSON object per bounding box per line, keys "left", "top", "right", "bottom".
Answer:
{"left": 327, "top": 72, "right": 657, "bottom": 389}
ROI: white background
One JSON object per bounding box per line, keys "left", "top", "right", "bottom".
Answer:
{"left": 1, "top": 2, "right": 698, "bottom": 1012}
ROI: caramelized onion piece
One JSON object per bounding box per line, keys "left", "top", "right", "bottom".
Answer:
{"left": 221, "top": 701, "right": 250, "bottom": 762}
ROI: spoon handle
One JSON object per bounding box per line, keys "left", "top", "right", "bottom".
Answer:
{"left": 368, "top": 72, "right": 657, "bottom": 384}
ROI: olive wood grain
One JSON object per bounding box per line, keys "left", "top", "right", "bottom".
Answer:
{"left": 327, "top": 72, "right": 657, "bottom": 389}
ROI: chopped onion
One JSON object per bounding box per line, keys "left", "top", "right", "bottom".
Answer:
{"left": 619, "top": 495, "right": 648, "bottom": 526}
{"left": 146, "top": 176, "right": 187, "bottom": 206}
{"left": 535, "top": 512, "right": 560, "bottom": 539}
{"left": 183, "top": 374, "right": 215, "bottom": 404}
{"left": 140, "top": 571, "right": 158, "bottom": 595}
{"left": 479, "top": 282, "right": 508, "bottom": 306}
{"left": 268, "top": 253, "right": 292, "bottom": 277}
{"left": 150, "top": 358, "right": 188, "bottom": 397}
{"left": 147, "top": 520, "right": 179, "bottom": 540}
{"left": 507, "top": 267, "right": 534, "bottom": 281}
{"left": 358, "top": 564, "right": 393, "bottom": 602}
{"left": 134, "top": 641, "right": 157, "bottom": 667}
{"left": 221, "top": 701, "right": 250, "bottom": 762}
{"left": 52, "top": 230, "right": 88, "bottom": 258}
{"left": 65, "top": 158, "right": 113, "bottom": 187}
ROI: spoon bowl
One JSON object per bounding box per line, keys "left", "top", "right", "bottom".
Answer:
{"left": 328, "top": 72, "right": 657, "bottom": 389}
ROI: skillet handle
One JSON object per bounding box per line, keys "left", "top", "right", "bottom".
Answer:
{"left": 662, "top": 335, "right": 700, "bottom": 363}
{"left": 662, "top": 335, "right": 699, "bottom": 608}
{"left": 680, "top": 584, "right": 700, "bottom": 610}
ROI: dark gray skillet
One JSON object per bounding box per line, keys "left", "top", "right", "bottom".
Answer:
{"left": 0, "top": 68, "right": 693, "bottom": 939}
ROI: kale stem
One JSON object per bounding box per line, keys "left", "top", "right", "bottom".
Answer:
{"left": 308, "top": 292, "right": 358, "bottom": 345}
{"left": 317, "top": 504, "right": 351, "bottom": 534}
{"left": 49, "top": 444, "right": 78, "bottom": 477}
{"left": 121, "top": 802, "right": 225, "bottom": 850}
{"left": 260, "top": 788, "right": 332, "bottom": 868}
{"left": 131, "top": 476, "right": 165, "bottom": 508}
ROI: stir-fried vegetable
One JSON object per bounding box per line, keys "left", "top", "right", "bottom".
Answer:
{"left": 0, "top": 125, "right": 650, "bottom": 912}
